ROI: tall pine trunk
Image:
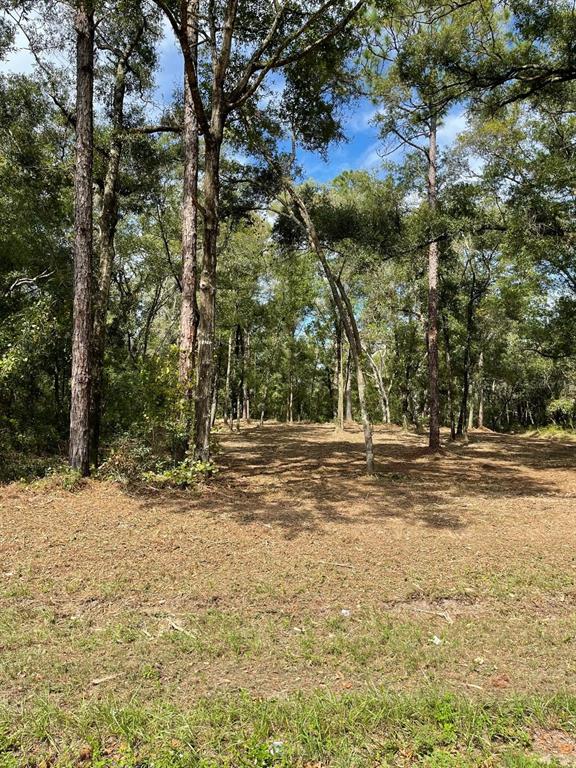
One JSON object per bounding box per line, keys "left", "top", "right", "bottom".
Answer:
{"left": 178, "top": 0, "right": 200, "bottom": 416}
{"left": 69, "top": 0, "right": 94, "bottom": 476}
{"left": 427, "top": 114, "right": 441, "bottom": 451}
{"left": 441, "top": 312, "right": 456, "bottom": 440}
{"left": 367, "top": 352, "right": 390, "bottom": 424}
{"left": 242, "top": 330, "right": 250, "bottom": 422}
{"left": 477, "top": 350, "right": 484, "bottom": 428}
{"left": 345, "top": 348, "right": 353, "bottom": 421}
{"left": 223, "top": 329, "right": 233, "bottom": 425}
{"left": 194, "top": 136, "right": 220, "bottom": 460}
{"left": 457, "top": 274, "right": 476, "bottom": 437}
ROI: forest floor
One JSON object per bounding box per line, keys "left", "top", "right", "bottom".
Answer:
{"left": 1, "top": 423, "right": 576, "bottom": 766}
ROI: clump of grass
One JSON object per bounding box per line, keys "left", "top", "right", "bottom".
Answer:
{"left": 522, "top": 425, "right": 576, "bottom": 442}
{"left": 0, "top": 691, "right": 575, "bottom": 767}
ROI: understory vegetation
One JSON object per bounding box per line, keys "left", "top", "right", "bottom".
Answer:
{"left": 0, "top": 0, "right": 575, "bottom": 479}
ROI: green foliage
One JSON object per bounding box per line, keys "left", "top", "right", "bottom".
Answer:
{"left": 143, "top": 458, "right": 218, "bottom": 489}
{"left": 546, "top": 398, "right": 576, "bottom": 428}
{"left": 43, "top": 466, "right": 86, "bottom": 493}
{"left": 96, "top": 429, "right": 217, "bottom": 487}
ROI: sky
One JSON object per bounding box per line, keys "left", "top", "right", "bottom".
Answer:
{"left": 1, "top": 21, "right": 469, "bottom": 184}
{"left": 151, "top": 25, "right": 469, "bottom": 182}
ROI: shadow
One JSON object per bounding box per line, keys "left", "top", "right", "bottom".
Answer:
{"left": 130, "top": 422, "right": 575, "bottom": 540}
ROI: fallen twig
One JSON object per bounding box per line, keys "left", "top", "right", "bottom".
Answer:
{"left": 318, "top": 560, "right": 355, "bottom": 569}
{"left": 91, "top": 673, "right": 120, "bottom": 686}
{"left": 407, "top": 606, "right": 454, "bottom": 624}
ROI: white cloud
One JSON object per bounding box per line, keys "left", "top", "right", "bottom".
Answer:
{"left": 437, "top": 110, "right": 468, "bottom": 148}
{"left": 359, "top": 141, "right": 383, "bottom": 170}
{"left": 344, "top": 103, "right": 381, "bottom": 134}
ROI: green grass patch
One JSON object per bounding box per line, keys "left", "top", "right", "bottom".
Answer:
{"left": 0, "top": 692, "right": 575, "bottom": 767}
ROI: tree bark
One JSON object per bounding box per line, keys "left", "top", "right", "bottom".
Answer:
{"left": 223, "top": 329, "right": 233, "bottom": 425}
{"left": 288, "top": 377, "right": 294, "bottom": 423}
{"left": 69, "top": 0, "right": 94, "bottom": 476}
{"left": 427, "top": 114, "right": 441, "bottom": 451}
{"left": 457, "top": 273, "right": 476, "bottom": 437}
{"left": 335, "top": 319, "right": 344, "bottom": 430}
{"left": 367, "top": 351, "right": 390, "bottom": 424}
{"left": 345, "top": 347, "right": 353, "bottom": 421}
{"left": 210, "top": 343, "right": 220, "bottom": 427}
{"left": 242, "top": 329, "right": 250, "bottom": 422}
{"left": 259, "top": 384, "right": 267, "bottom": 426}
{"left": 441, "top": 312, "right": 456, "bottom": 440}
{"left": 178, "top": 0, "right": 200, "bottom": 415}
{"left": 468, "top": 388, "right": 475, "bottom": 430}
{"left": 193, "top": 136, "right": 220, "bottom": 460}
{"left": 477, "top": 349, "right": 484, "bottom": 428}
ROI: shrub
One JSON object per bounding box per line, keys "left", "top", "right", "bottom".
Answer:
{"left": 546, "top": 397, "right": 575, "bottom": 428}
{"left": 142, "top": 458, "right": 218, "bottom": 489}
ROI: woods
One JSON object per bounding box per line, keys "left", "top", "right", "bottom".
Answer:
{"left": 0, "top": 0, "right": 574, "bottom": 480}
{"left": 1, "top": 4, "right": 576, "bottom": 764}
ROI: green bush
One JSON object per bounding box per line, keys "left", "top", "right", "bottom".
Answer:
{"left": 96, "top": 434, "right": 160, "bottom": 482}
{"left": 143, "top": 458, "right": 218, "bottom": 488}
{"left": 546, "top": 397, "right": 575, "bottom": 428}
{"left": 97, "top": 430, "right": 218, "bottom": 488}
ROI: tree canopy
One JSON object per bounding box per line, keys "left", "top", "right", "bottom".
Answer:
{"left": 0, "top": 0, "right": 574, "bottom": 481}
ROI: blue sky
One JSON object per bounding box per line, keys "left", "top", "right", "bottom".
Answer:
{"left": 152, "top": 26, "right": 469, "bottom": 183}
{"left": 2, "top": 20, "right": 469, "bottom": 184}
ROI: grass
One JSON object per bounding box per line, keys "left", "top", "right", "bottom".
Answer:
{"left": 1, "top": 691, "right": 575, "bottom": 767}
{"left": 2, "top": 424, "right": 576, "bottom": 766}
{"left": 1, "top": 600, "right": 575, "bottom": 726}
{"left": 521, "top": 426, "right": 576, "bottom": 442}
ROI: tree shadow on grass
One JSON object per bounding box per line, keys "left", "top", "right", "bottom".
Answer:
{"left": 132, "top": 423, "right": 575, "bottom": 540}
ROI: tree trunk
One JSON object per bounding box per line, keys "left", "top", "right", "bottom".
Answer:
{"left": 345, "top": 347, "right": 353, "bottom": 421}
{"left": 336, "top": 320, "right": 344, "bottom": 430}
{"left": 193, "top": 136, "right": 220, "bottom": 460}
{"left": 178, "top": 0, "right": 200, "bottom": 415}
{"left": 457, "top": 274, "right": 476, "bottom": 437}
{"left": 288, "top": 376, "right": 294, "bottom": 423}
{"left": 242, "top": 330, "right": 250, "bottom": 422}
{"left": 69, "top": 0, "right": 94, "bottom": 476}
{"left": 223, "top": 329, "right": 232, "bottom": 425}
{"left": 477, "top": 349, "right": 484, "bottom": 428}
{"left": 427, "top": 114, "right": 441, "bottom": 451}
{"left": 468, "top": 389, "right": 475, "bottom": 430}
{"left": 90, "top": 53, "right": 127, "bottom": 467}
{"left": 441, "top": 312, "right": 456, "bottom": 440}
{"left": 210, "top": 344, "right": 219, "bottom": 427}
{"left": 367, "top": 351, "right": 390, "bottom": 424}
{"left": 259, "top": 384, "right": 267, "bottom": 426}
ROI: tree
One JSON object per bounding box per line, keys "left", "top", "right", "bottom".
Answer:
{"left": 364, "top": 0, "right": 497, "bottom": 449}
{"left": 177, "top": 0, "right": 199, "bottom": 415}
{"left": 69, "top": 0, "right": 94, "bottom": 475}
{"left": 153, "top": 0, "right": 364, "bottom": 460}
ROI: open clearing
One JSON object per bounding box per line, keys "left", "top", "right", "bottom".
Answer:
{"left": 1, "top": 423, "right": 576, "bottom": 766}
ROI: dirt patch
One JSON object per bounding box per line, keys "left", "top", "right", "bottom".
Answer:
{"left": 533, "top": 729, "right": 576, "bottom": 765}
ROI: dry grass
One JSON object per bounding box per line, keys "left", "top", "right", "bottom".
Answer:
{"left": 1, "top": 423, "right": 575, "bottom": 765}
